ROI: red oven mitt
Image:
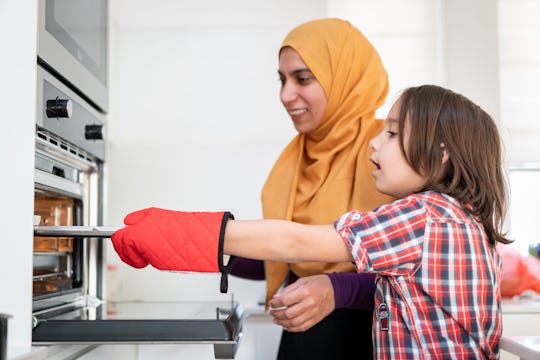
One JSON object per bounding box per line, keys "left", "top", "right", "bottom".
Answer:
{"left": 111, "top": 207, "right": 235, "bottom": 293}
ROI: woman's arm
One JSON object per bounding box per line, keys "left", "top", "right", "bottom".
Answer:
{"left": 230, "top": 257, "right": 266, "bottom": 280}
{"left": 328, "top": 272, "right": 375, "bottom": 310}
{"left": 223, "top": 219, "right": 351, "bottom": 263}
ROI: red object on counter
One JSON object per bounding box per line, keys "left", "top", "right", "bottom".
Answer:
{"left": 499, "top": 245, "right": 540, "bottom": 297}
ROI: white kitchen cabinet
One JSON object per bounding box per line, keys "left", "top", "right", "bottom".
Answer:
{"left": 0, "top": 0, "right": 37, "bottom": 357}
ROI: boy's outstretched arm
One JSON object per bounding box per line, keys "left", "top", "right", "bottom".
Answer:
{"left": 111, "top": 208, "right": 352, "bottom": 276}
{"left": 224, "top": 219, "right": 351, "bottom": 263}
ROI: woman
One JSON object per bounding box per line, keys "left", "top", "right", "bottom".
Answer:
{"left": 231, "top": 18, "right": 395, "bottom": 359}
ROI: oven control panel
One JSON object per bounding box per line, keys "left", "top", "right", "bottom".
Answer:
{"left": 36, "top": 65, "right": 106, "bottom": 161}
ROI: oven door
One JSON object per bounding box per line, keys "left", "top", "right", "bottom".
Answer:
{"left": 32, "top": 300, "right": 244, "bottom": 359}
{"left": 32, "top": 172, "right": 245, "bottom": 359}
{"left": 33, "top": 144, "right": 244, "bottom": 360}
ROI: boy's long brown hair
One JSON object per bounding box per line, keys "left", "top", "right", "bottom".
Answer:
{"left": 397, "top": 85, "right": 511, "bottom": 245}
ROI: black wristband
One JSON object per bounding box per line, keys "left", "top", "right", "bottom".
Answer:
{"left": 218, "top": 211, "right": 236, "bottom": 293}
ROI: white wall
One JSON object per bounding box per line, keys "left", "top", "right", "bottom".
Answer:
{"left": 498, "top": 0, "right": 540, "bottom": 257}
{"left": 328, "top": 0, "right": 445, "bottom": 117}
{"left": 498, "top": 0, "right": 540, "bottom": 163}
{"left": 105, "top": 0, "right": 327, "bottom": 307}
{"left": 329, "top": 0, "right": 501, "bottom": 123}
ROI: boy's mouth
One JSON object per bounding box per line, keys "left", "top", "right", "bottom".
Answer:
{"left": 370, "top": 158, "right": 380, "bottom": 170}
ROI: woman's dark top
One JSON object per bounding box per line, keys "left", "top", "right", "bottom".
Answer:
{"left": 230, "top": 257, "right": 376, "bottom": 359}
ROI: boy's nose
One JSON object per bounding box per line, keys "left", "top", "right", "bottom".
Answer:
{"left": 369, "top": 138, "right": 376, "bottom": 151}
{"left": 369, "top": 131, "right": 384, "bottom": 151}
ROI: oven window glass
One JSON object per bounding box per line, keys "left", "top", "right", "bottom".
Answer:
{"left": 34, "top": 191, "right": 82, "bottom": 298}
{"left": 45, "top": 0, "right": 107, "bottom": 86}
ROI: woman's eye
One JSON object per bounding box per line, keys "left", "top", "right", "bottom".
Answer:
{"left": 297, "top": 76, "right": 311, "bottom": 84}
{"left": 387, "top": 131, "right": 398, "bottom": 138}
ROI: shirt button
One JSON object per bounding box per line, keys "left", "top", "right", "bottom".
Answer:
{"left": 353, "top": 213, "right": 361, "bottom": 220}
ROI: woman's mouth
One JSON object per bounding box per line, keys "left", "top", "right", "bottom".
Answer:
{"left": 288, "top": 108, "right": 308, "bottom": 116}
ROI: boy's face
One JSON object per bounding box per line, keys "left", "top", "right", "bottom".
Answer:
{"left": 368, "top": 100, "right": 427, "bottom": 198}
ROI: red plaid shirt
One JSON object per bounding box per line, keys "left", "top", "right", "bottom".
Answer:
{"left": 335, "top": 191, "right": 502, "bottom": 359}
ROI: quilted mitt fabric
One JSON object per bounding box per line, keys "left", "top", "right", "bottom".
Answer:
{"left": 111, "top": 207, "right": 234, "bottom": 273}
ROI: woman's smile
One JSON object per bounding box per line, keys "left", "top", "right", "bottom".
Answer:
{"left": 288, "top": 108, "right": 308, "bottom": 116}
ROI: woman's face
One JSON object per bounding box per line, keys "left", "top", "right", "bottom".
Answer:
{"left": 278, "top": 47, "right": 328, "bottom": 134}
{"left": 368, "top": 99, "right": 427, "bottom": 198}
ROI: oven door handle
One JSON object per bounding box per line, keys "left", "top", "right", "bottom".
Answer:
{"left": 34, "top": 226, "right": 122, "bottom": 238}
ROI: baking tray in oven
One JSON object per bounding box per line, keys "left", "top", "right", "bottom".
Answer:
{"left": 34, "top": 226, "right": 122, "bottom": 238}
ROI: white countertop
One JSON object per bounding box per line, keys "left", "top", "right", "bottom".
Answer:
{"left": 500, "top": 296, "right": 540, "bottom": 359}
{"left": 500, "top": 336, "right": 540, "bottom": 360}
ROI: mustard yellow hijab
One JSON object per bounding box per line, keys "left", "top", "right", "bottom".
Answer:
{"left": 262, "top": 18, "right": 395, "bottom": 305}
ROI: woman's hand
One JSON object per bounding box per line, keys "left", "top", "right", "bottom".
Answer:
{"left": 268, "top": 274, "right": 335, "bottom": 332}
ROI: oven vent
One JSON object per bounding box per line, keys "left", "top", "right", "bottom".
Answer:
{"left": 36, "top": 129, "right": 96, "bottom": 165}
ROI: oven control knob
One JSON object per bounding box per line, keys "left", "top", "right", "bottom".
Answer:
{"left": 85, "top": 124, "right": 104, "bottom": 140}
{"left": 46, "top": 98, "right": 72, "bottom": 118}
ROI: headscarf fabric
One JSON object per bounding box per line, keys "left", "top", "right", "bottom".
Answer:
{"left": 262, "top": 18, "right": 395, "bottom": 304}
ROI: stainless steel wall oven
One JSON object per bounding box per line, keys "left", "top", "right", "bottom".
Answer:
{"left": 33, "top": 64, "right": 105, "bottom": 321}
{"left": 32, "top": 67, "right": 244, "bottom": 358}
{"left": 33, "top": 2, "right": 244, "bottom": 357}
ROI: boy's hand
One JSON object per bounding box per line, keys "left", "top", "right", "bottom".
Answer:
{"left": 111, "top": 207, "right": 234, "bottom": 276}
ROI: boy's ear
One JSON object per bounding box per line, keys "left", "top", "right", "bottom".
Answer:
{"left": 441, "top": 142, "right": 449, "bottom": 164}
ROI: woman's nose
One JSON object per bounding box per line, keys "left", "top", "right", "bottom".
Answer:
{"left": 280, "top": 83, "right": 297, "bottom": 104}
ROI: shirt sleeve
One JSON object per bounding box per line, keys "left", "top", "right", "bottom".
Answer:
{"left": 229, "top": 257, "right": 266, "bottom": 280}
{"left": 328, "top": 272, "right": 375, "bottom": 310}
{"left": 334, "top": 196, "right": 426, "bottom": 276}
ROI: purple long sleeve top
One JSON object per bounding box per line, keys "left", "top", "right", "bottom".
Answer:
{"left": 230, "top": 257, "right": 375, "bottom": 310}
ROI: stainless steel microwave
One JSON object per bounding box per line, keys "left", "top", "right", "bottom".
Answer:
{"left": 38, "top": 0, "right": 109, "bottom": 113}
